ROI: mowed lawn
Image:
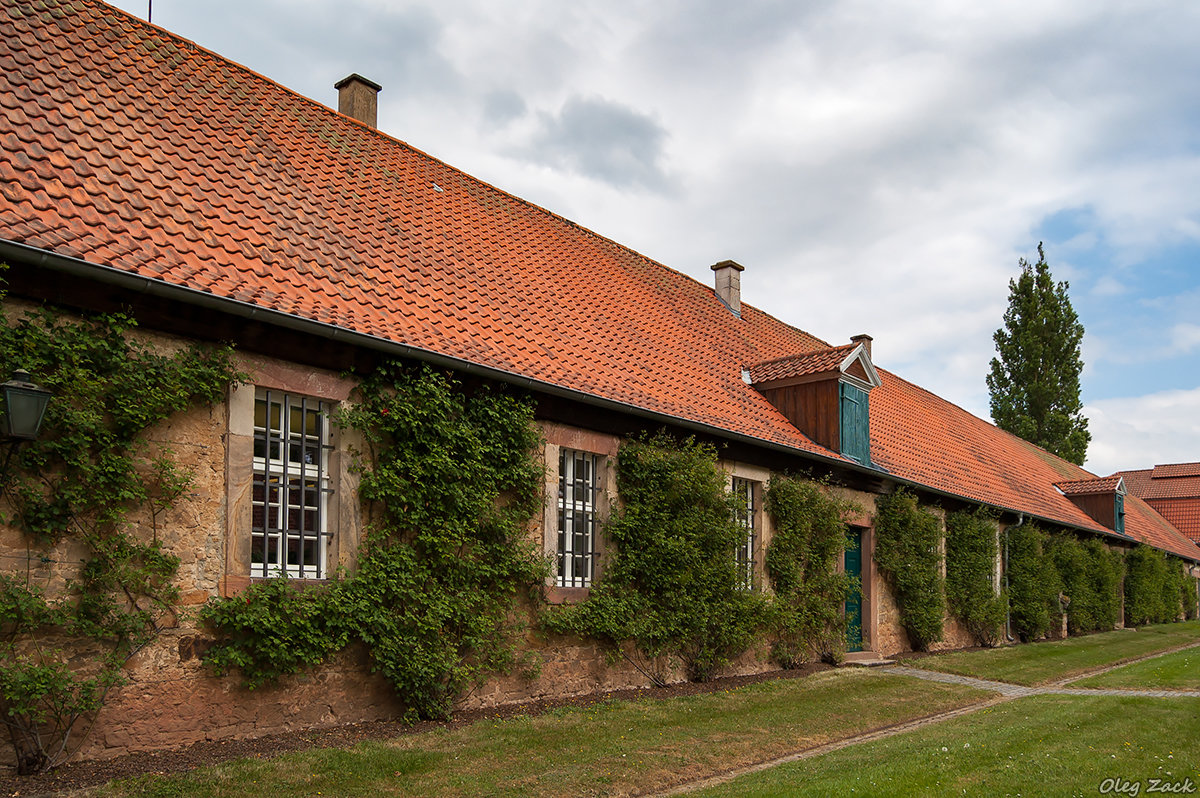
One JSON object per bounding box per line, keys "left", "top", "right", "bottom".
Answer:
{"left": 696, "top": 694, "right": 1200, "bottom": 798}
{"left": 91, "top": 669, "right": 987, "bottom": 798}
{"left": 909, "top": 621, "right": 1200, "bottom": 685}
{"left": 1074, "top": 646, "right": 1200, "bottom": 690}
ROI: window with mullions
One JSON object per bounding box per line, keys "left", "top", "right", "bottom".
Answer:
{"left": 732, "top": 477, "right": 757, "bottom": 590}
{"left": 557, "top": 448, "right": 600, "bottom": 588}
{"left": 252, "top": 390, "right": 333, "bottom": 579}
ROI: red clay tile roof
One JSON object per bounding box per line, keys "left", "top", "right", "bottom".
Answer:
{"left": 746, "top": 344, "right": 858, "bottom": 385}
{"left": 1152, "top": 462, "right": 1200, "bottom": 479}
{"left": 1146, "top": 498, "right": 1200, "bottom": 544}
{"left": 2, "top": 0, "right": 1198, "bottom": 563}
{"left": 1113, "top": 466, "right": 1200, "bottom": 500}
{"left": 1055, "top": 477, "right": 1124, "bottom": 496}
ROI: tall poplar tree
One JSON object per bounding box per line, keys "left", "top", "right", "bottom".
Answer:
{"left": 987, "top": 243, "right": 1090, "bottom": 465}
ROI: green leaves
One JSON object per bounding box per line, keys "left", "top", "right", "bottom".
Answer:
{"left": 874, "top": 490, "right": 944, "bottom": 650}
{"left": 765, "top": 476, "right": 858, "bottom": 666}
{"left": 1005, "top": 523, "right": 1057, "bottom": 642}
{"left": 0, "top": 286, "right": 238, "bottom": 772}
{"left": 203, "top": 363, "right": 547, "bottom": 720}
{"left": 1124, "top": 545, "right": 1190, "bottom": 626}
{"left": 944, "top": 509, "right": 1005, "bottom": 646}
{"left": 546, "top": 433, "right": 766, "bottom": 682}
{"left": 1045, "top": 535, "right": 1123, "bottom": 635}
{"left": 987, "top": 243, "right": 1090, "bottom": 465}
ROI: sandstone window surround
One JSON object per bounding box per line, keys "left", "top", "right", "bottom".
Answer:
{"left": 557, "top": 447, "right": 601, "bottom": 589}
{"left": 539, "top": 422, "right": 619, "bottom": 603}
{"left": 732, "top": 476, "right": 758, "bottom": 591}
{"left": 222, "top": 359, "right": 358, "bottom": 596}
{"left": 251, "top": 389, "right": 332, "bottom": 579}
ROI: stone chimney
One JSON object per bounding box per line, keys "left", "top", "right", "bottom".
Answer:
{"left": 851, "top": 334, "right": 873, "bottom": 358}
{"left": 334, "top": 74, "right": 382, "bottom": 128}
{"left": 711, "top": 260, "right": 745, "bottom": 317}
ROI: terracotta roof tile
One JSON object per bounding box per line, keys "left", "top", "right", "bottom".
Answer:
{"left": 1152, "top": 462, "right": 1200, "bottom": 479}
{"left": 1146, "top": 498, "right": 1200, "bottom": 544}
{"left": 746, "top": 344, "right": 858, "bottom": 384}
{"left": 1113, "top": 467, "right": 1200, "bottom": 500}
{"left": 1055, "top": 476, "right": 1124, "bottom": 496}
{"left": 3, "top": 0, "right": 1198, "bottom": 564}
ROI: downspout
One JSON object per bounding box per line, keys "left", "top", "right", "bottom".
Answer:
{"left": 1003, "top": 513, "right": 1026, "bottom": 642}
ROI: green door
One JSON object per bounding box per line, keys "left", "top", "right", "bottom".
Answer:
{"left": 845, "top": 527, "right": 863, "bottom": 652}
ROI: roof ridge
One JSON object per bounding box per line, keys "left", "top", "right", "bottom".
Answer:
{"left": 745, "top": 341, "right": 853, "bottom": 369}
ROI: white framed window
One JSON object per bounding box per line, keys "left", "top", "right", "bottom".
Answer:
{"left": 732, "top": 477, "right": 757, "bottom": 590}
{"left": 251, "top": 390, "right": 333, "bottom": 579}
{"left": 557, "top": 448, "right": 600, "bottom": 588}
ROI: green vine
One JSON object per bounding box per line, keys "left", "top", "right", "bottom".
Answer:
{"left": 203, "top": 363, "right": 547, "bottom": 720}
{"left": 764, "top": 476, "right": 858, "bottom": 666}
{"left": 873, "top": 490, "right": 944, "bottom": 650}
{"left": 544, "top": 433, "right": 767, "bottom": 682}
{"left": 1045, "top": 535, "right": 1122, "bottom": 635}
{"left": 1124, "top": 545, "right": 1188, "bottom": 627}
{"left": 0, "top": 290, "right": 237, "bottom": 773}
{"left": 944, "top": 509, "right": 1005, "bottom": 646}
{"left": 1004, "top": 523, "right": 1058, "bottom": 642}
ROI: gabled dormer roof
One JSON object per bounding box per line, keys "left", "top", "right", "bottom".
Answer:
{"left": 746, "top": 342, "right": 881, "bottom": 392}
{"left": 1055, "top": 476, "right": 1126, "bottom": 497}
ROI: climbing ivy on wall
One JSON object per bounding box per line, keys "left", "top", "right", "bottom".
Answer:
{"left": 764, "top": 476, "right": 859, "bottom": 666}
{"left": 0, "top": 290, "right": 237, "bottom": 773}
{"left": 543, "top": 433, "right": 767, "bottom": 682}
{"left": 873, "top": 490, "right": 944, "bottom": 650}
{"left": 1124, "top": 545, "right": 1189, "bottom": 627}
{"left": 944, "top": 509, "right": 1005, "bottom": 647}
{"left": 1004, "top": 523, "right": 1059, "bottom": 642}
{"left": 1045, "top": 535, "right": 1123, "bottom": 635}
{"left": 203, "top": 363, "right": 548, "bottom": 721}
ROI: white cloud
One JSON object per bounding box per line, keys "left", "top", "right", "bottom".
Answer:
{"left": 1084, "top": 387, "right": 1200, "bottom": 475}
{"left": 1172, "top": 323, "right": 1200, "bottom": 355}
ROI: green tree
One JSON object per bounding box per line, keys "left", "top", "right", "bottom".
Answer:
{"left": 987, "top": 243, "right": 1090, "bottom": 464}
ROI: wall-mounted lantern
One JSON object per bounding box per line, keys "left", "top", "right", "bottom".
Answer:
{"left": 1, "top": 369, "right": 52, "bottom": 441}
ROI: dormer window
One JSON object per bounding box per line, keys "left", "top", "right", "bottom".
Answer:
{"left": 746, "top": 339, "right": 881, "bottom": 465}
{"left": 1054, "top": 476, "right": 1128, "bottom": 535}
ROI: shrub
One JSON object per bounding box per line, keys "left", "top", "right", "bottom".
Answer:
{"left": 873, "top": 490, "right": 944, "bottom": 650}
{"left": 944, "top": 509, "right": 1005, "bottom": 646}
{"left": 764, "top": 476, "right": 859, "bottom": 666}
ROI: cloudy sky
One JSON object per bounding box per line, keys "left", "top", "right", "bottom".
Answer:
{"left": 108, "top": 0, "right": 1200, "bottom": 476}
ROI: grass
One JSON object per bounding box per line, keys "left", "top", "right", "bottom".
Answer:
{"left": 697, "top": 694, "right": 1200, "bottom": 798}
{"left": 90, "top": 670, "right": 987, "bottom": 798}
{"left": 910, "top": 621, "right": 1200, "bottom": 685}
{"left": 1073, "top": 645, "right": 1200, "bottom": 690}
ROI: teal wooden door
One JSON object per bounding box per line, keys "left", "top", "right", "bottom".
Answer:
{"left": 845, "top": 527, "right": 863, "bottom": 652}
